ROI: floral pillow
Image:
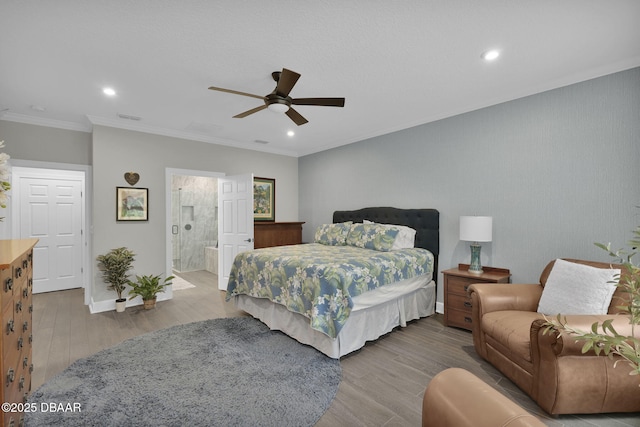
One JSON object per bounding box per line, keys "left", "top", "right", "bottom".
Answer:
{"left": 363, "top": 220, "right": 416, "bottom": 249}
{"left": 346, "top": 223, "right": 400, "bottom": 252}
{"left": 314, "top": 222, "right": 353, "bottom": 245}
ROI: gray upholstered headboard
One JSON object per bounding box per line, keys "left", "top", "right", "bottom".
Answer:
{"left": 333, "top": 207, "right": 440, "bottom": 280}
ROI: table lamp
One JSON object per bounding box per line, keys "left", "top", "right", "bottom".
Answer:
{"left": 460, "top": 216, "right": 493, "bottom": 274}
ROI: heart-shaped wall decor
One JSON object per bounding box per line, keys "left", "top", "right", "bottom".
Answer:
{"left": 124, "top": 172, "right": 140, "bottom": 186}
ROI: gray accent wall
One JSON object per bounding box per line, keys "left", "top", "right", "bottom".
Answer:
{"left": 299, "top": 67, "right": 640, "bottom": 308}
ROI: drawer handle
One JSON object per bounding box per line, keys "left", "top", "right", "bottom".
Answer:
{"left": 5, "top": 277, "right": 13, "bottom": 291}
{"left": 15, "top": 267, "right": 22, "bottom": 278}
{"left": 29, "top": 364, "right": 34, "bottom": 374}
{"left": 23, "top": 288, "right": 29, "bottom": 298}
{"left": 23, "top": 321, "right": 28, "bottom": 332}
{"left": 464, "top": 316, "right": 472, "bottom": 323}
{"left": 463, "top": 285, "right": 469, "bottom": 292}
{"left": 18, "top": 376, "right": 25, "bottom": 391}
{"left": 464, "top": 301, "right": 472, "bottom": 308}
{"left": 7, "top": 368, "right": 15, "bottom": 383}
{"left": 7, "top": 319, "right": 14, "bottom": 334}
{"left": 29, "top": 305, "right": 33, "bottom": 313}
{"left": 28, "top": 278, "right": 33, "bottom": 288}
{"left": 23, "top": 357, "right": 29, "bottom": 368}
{"left": 17, "top": 336, "right": 23, "bottom": 350}
{"left": 15, "top": 300, "right": 22, "bottom": 312}
{"left": 29, "top": 334, "right": 33, "bottom": 344}
{"left": 23, "top": 260, "right": 28, "bottom": 269}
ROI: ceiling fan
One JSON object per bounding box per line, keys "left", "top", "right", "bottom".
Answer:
{"left": 208, "top": 68, "right": 345, "bottom": 126}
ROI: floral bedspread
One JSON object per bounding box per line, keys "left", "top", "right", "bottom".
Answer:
{"left": 226, "top": 243, "right": 434, "bottom": 338}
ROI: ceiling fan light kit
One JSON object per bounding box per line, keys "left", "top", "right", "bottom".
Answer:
{"left": 208, "top": 68, "right": 345, "bottom": 126}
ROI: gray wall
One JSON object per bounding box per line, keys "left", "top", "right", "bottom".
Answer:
{"left": 92, "top": 125, "right": 299, "bottom": 302}
{"left": 0, "top": 121, "right": 91, "bottom": 165}
{"left": 299, "top": 67, "right": 640, "bottom": 308}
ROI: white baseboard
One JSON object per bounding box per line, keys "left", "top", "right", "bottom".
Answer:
{"left": 435, "top": 301, "right": 444, "bottom": 314}
{"left": 89, "top": 294, "right": 171, "bottom": 314}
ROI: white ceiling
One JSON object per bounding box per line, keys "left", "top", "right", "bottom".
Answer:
{"left": 1, "top": 1, "right": 639, "bottom": 158}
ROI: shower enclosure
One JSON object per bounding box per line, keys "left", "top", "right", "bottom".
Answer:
{"left": 171, "top": 175, "right": 218, "bottom": 272}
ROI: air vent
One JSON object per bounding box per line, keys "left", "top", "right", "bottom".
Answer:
{"left": 254, "top": 139, "right": 270, "bottom": 144}
{"left": 117, "top": 113, "right": 142, "bottom": 121}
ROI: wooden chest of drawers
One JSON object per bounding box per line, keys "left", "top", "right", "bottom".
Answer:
{"left": 254, "top": 222, "right": 305, "bottom": 249}
{"left": 1, "top": 239, "right": 38, "bottom": 427}
{"left": 442, "top": 264, "right": 510, "bottom": 331}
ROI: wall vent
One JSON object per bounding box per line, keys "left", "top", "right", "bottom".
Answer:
{"left": 254, "top": 139, "right": 270, "bottom": 144}
{"left": 117, "top": 113, "right": 142, "bottom": 121}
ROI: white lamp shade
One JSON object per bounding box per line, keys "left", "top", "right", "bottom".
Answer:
{"left": 460, "top": 216, "right": 493, "bottom": 242}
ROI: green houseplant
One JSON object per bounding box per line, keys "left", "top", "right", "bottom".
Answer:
{"left": 128, "top": 274, "right": 174, "bottom": 309}
{"left": 544, "top": 222, "right": 640, "bottom": 381}
{"left": 96, "top": 247, "right": 136, "bottom": 312}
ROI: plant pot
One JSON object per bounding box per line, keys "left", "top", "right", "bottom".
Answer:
{"left": 143, "top": 298, "right": 157, "bottom": 310}
{"left": 115, "top": 298, "right": 126, "bottom": 313}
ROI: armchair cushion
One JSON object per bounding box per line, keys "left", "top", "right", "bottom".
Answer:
{"left": 537, "top": 259, "right": 619, "bottom": 315}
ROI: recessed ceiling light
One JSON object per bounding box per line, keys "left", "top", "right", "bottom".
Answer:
{"left": 481, "top": 50, "right": 500, "bottom": 61}
{"left": 287, "top": 130, "right": 295, "bottom": 137}
{"left": 103, "top": 87, "right": 116, "bottom": 96}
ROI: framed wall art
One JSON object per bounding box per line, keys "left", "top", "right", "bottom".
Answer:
{"left": 116, "top": 187, "right": 149, "bottom": 221}
{"left": 253, "top": 177, "right": 275, "bottom": 221}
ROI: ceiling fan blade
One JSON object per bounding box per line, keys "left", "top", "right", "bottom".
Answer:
{"left": 275, "top": 68, "right": 301, "bottom": 97}
{"left": 233, "top": 104, "right": 268, "bottom": 118}
{"left": 285, "top": 107, "right": 309, "bottom": 126}
{"left": 291, "top": 97, "right": 345, "bottom": 107}
{"left": 208, "top": 86, "right": 264, "bottom": 100}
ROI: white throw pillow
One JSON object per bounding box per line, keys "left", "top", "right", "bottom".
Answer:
{"left": 537, "top": 259, "right": 620, "bottom": 315}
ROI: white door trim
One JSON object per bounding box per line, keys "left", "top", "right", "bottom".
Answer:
{"left": 10, "top": 159, "right": 92, "bottom": 305}
{"left": 165, "top": 168, "right": 225, "bottom": 298}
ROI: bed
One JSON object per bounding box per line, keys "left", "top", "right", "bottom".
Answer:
{"left": 226, "top": 207, "right": 440, "bottom": 358}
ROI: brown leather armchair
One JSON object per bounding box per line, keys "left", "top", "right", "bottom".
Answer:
{"left": 422, "top": 368, "right": 545, "bottom": 427}
{"left": 468, "top": 259, "right": 640, "bottom": 415}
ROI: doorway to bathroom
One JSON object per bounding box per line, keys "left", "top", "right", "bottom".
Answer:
{"left": 169, "top": 171, "right": 221, "bottom": 280}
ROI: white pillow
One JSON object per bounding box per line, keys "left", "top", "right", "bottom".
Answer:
{"left": 363, "top": 220, "right": 416, "bottom": 249}
{"left": 537, "top": 259, "right": 620, "bottom": 315}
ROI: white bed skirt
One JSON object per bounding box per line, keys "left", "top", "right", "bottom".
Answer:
{"left": 233, "top": 279, "right": 436, "bottom": 358}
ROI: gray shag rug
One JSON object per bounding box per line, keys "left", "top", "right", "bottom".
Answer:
{"left": 26, "top": 317, "right": 342, "bottom": 427}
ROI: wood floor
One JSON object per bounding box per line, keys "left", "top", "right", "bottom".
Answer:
{"left": 32, "top": 270, "right": 639, "bottom": 427}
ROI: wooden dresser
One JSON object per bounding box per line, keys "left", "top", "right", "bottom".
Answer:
{"left": 254, "top": 222, "right": 305, "bottom": 249}
{"left": 1, "top": 239, "right": 37, "bottom": 427}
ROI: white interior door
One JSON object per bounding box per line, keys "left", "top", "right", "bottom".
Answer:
{"left": 218, "top": 173, "right": 254, "bottom": 290}
{"left": 17, "top": 171, "right": 84, "bottom": 293}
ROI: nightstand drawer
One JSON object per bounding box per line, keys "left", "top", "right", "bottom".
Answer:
{"left": 447, "top": 292, "right": 472, "bottom": 311}
{"left": 446, "top": 276, "right": 477, "bottom": 296}
{"left": 446, "top": 308, "right": 474, "bottom": 330}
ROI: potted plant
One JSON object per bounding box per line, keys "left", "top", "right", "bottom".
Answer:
{"left": 96, "top": 247, "right": 136, "bottom": 312}
{"left": 544, "top": 221, "right": 640, "bottom": 379}
{"left": 128, "top": 273, "right": 174, "bottom": 309}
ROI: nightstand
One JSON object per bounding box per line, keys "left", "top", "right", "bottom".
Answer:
{"left": 443, "top": 264, "right": 511, "bottom": 331}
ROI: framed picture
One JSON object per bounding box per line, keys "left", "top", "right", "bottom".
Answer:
{"left": 116, "top": 187, "right": 149, "bottom": 221}
{"left": 253, "top": 177, "right": 275, "bottom": 221}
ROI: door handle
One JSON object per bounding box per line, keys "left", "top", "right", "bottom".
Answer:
{"left": 244, "top": 238, "right": 254, "bottom": 242}
{"left": 172, "top": 225, "right": 179, "bottom": 235}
